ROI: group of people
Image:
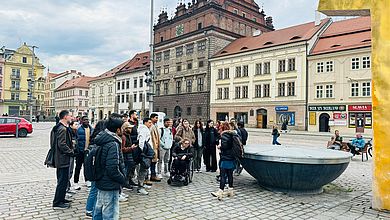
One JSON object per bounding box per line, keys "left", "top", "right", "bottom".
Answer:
{"left": 50, "top": 110, "right": 248, "bottom": 219}
{"left": 327, "top": 130, "right": 367, "bottom": 155}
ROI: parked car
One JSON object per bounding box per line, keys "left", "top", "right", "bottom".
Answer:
{"left": 0, "top": 117, "right": 33, "bottom": 137}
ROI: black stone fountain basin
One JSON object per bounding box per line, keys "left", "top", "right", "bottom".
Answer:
{"left": 241, "top": 144, "right": 352, "bottom": 194}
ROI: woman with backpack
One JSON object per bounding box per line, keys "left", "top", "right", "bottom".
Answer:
{"left": 204, "top": 120, "right": 220, "bottom": 172}
{"left": 211, "top": 121, "right": 239, "bottom": 200}
{"left": 193, "top": 120, "right": 205, "bottom": 173}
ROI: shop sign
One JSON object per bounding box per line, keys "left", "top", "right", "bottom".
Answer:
{"left": 348, "top": 105, "right": 372, "bottom": 112}
{"left": 275, "top": 106, "right": 288, "bottom": 111}
{"left": 334, "top": 113, "right": 347, "bottom": 120}
{"left": 308, "top": 105, "right": 346, "bottom": 111}
{"left": 334, "top": 120, "right": 347, "bottom": 126}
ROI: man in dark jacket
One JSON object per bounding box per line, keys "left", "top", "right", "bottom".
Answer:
{"left": 129, "top": 110, "right": 138, "bottom": 143}
{"left": 235, "top": 122, "right": 248, "bottom": 175}
{"left": 93, "top": 117, "right": 126, "bottom": 220}
{"left": 52, "top": 110, "right": 74, "bottom": 210}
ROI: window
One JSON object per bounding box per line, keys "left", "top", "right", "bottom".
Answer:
{"left": 351, "top": 83, "right": 359, "bottom": 97}
{"left": 156, "top": 67, "right": 161, "bottom": 76}
{"left": 198, "top": 40, "right": 207, "bottom": 51}
{"left": 326, "top": 61, "right": 334, "bottom": 72}
{"left": 164, "top": 82, "right": 168, "bottom": 95}
{"left": 362, "top": 82, "right": 371, "bottom": 96}
{"left": 255, "top": 63, "right": 262, "bottom": 75}
{"left": 362, "top": 56, "right": 371, "bottom": 69}
{"left": 176, "top": 64, "right": 182, "bottom": 72}
{"left": 242, "top": 13, "right": 246, "bottom": 18}
{"left": 164, "top": 65, "right": 169, "bottom": 74}
{"left": 117, "top": 82, "right": 121, "bottom": 90}
{"left": 176, "top": 46, "right": 183, "bottom": 57}
{"left": 235, "top": 86, "right": 241, "bottom": 99}
{"left": 224, "top": 88, "right": 229, "bottom": 99}
{"left": 11, "top": 93, "right": 19, "bottom": 100}
{"left": 22, "top": 57, "right": 27, "bottom": 63}
{"left": 11, "top": 68, "right": 20, "bottom": 78}
{"left": 156, "top": 84, "right": 161, "bottom": 96}
{"left": 278, "top": 60, "right": 286, "bottom": 72}
{"left": 122, "top": 81, "right": 125, "bottom": 90}
{"left": 352, "top": 57, "right": 360, "bottom": 70}
{"left": 186, "top": 79, "right": 192, "bottom": 93}
{"left": 85, "top": 101, "right": 88, "bottom": 106}
{"left": 126, "top": 80, "right": 130, "bottom": 89}
{"left": 79, "top": 90, "right": 83, "bottom": 96}
{"left": 176, "top": 81, "right": 182, "bottom": 94}
{"left": 198, "top": 60, "right": 205, "bottom": 68}
{"left": 134, "top": 79, "right": 137, "bottom": 88}
{"left": 108, "top": 86, "right": 113, "bottom": 93}
{"left": 126, "top": 94, "right": 129, "bottom": 102}
{"left": 198, "top": 22, "right": 203, "bottom": 30}
{"left": 11, "top": 81, "right": 20, "bottom": 90}
{"left": 217, "top": 88, "right": 223, "bottom": 99}
{"left": 287, "top": 82, "right": 295, "bottom": 96}
{"left": 224, "top": 68, "right": 230, "bottom": 79}
{"left": 288, "top": 58, "right": 295, "bottom": 71}
{"left": 235, "top": 66, "right": 242, "bottom": 78}
{"left": 85, "top": 91, "right": 88, "bottom": 97}
{"left": 28, "top": 69, "right": 33, "bottom": 78}
{"left": 255, "top": 85, "right": 261, "bottom": 98}
{"left": 233, "top": 9, "right": 238, "bottom": 14}
{"left": 325, "top": 85, "right": 333, "bottom": 98}
{"left": 242, "top": 86, "right": 248, "bottom": 98}
{"left": 156, "top": 52, "right": 162, "bottom": 62}
{"left": 218, "top": 69, "right": 223, "bottom": 80}
{"left": 164, "top": 50, "right": 170, "bottom": 60}
{"left": 197, "top": 107, "right": 202, "bottom": 116}
{"left": 197, "top": 77, "right": 204, "bottom": 91}
{"left": 278, "top": 83, "right": 285, "bottom": 96}
{"left": 187, "top": 107, "right": 192, "bottom": 116}
{"left": 243, "top": 65, "right": 249, "bottom": 77}
{"left": 317, "top": 62, "right": 324, "bottom": 73}
{"left": 316, "top": 85, "right": 323, "bottom": 98}
{"left": 263, "top": 62, "right": 270, "bottom": 74}
{"left": 139, "top": 93, "right": 143, "bottom": 102}
{"left": 187, "top": 62, "right": 192, "bottom": 70}
{"left": 133, "top": 93, "right": 137, "bottom": 102}
{"left": 139, "top": 78, "right": 143, "bottom": 88}
{"left": 186, "top": 44, "right": 194, "bottom": 55}
{"left": 263, "top": 84, "right": 270, "bottom": 97}
{"left": 121, "top": 94, "right": 125, "bottom": 103}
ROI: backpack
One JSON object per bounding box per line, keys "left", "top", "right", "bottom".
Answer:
{"left": 140, "top": 140, "right": 155, "bottom": 169}
{"left": 84, "top": 144, "right": 104, "bottom": 181}
{"left": 44, "top": 126, "right": 57, "bottom": 168}
{"left": 232, "top": 134, "right": 244, "bottom": 160}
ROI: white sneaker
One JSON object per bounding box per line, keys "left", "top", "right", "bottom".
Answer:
{"left": 73, "top": 183, "right": 81, "bottom": 190}
{"left": 157, "top": 174, "right": 163, "bottom": 179}
{"left": 164, "top": 172, "right": 170, "bottom": 177}
{"left": 119, "top": 194, "right": 128, "bottom": 202}
{"left": 65, "top": 193, "right": 73, "bottom": 200}
{"left": 137, "top": 188, "right": 149, "bottom": 195}
{"left": 121, "top": 193, "right": 129, "bottom": 198}
{"left": 86, "top": 181, "right": 92, "bottom": 187}
{"left": 143, "top": 185, "right": 152, "bottom": 189}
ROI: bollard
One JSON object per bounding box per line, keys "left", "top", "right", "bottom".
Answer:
{"left": 16, "top": 121, "right": 19, "bottom": 139}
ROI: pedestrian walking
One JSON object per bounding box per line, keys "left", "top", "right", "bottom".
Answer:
{"left": 52, "top": 110, "right": 74, "bottom": 210}
{"left": 193, "top": 120, "right": 204, "bottom": 173}
{"left": 272, "top": 125, "right": 281, "bottom": 145}
{"left": 93, "top": 117, "right": 126, "bottom": 220}
{"left": 149, "top": 113, "right": 161, "bottom": 182}
{"left": 74, "top": 116, "right": 93, "bottom": 190}
{"left": 204, "top": 120, "right": 220, "bottom": 172}
{"left": 36, "top": 114, "right": 40, "bottom": 123}
{"left": 158, "top": 118, "right": 173, "bottom": 177}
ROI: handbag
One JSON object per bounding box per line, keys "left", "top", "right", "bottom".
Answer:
{"left": 44, "top": 148, "right": 56, "bottom": 168}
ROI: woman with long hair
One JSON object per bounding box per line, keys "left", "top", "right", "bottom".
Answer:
{"left": 192, "top": 120, "right": 204, "bottom": 173}
{"left": 204, "top": 120, "right": 220, "bottom": 172}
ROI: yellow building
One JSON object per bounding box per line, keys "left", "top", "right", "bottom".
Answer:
{"left": 0, "top": 43, "right": 45, "bottom": 116}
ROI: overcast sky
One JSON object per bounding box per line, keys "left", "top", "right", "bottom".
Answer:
{"left": 0, "top": 0, "right": 320, "bottom": 76}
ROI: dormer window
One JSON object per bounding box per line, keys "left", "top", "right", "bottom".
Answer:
{"left": 331, "top": 44, "right": 341, "bottom": 48}
{"left": 240, "top": 47, "right": 248, "bottom": 50}
{"left": 264, "top": 41, "right": 273, "bottom": 45}
{"left": 362, "top": 39, "right": 371, "bottom": 43}
{"left": 290, "top": 36, "right": 302, "bottom": 40}
{"left": 221, "top": 51, "right": 228, "bottom": 54}
{"left": 233, "top": 9, "right": 238, "bottom": 14}
{"left": 242, "top": 13, "right": 246, "bottom": 18}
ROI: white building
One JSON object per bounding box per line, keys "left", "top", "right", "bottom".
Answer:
{"left": 308, "top": 17, "right": 372, "bottom": 134}
{"left": 115, "top": 51, "right": 150, "bottom": 116}
{"left": 210, "top": 19, "right": 331, "bottom": 130}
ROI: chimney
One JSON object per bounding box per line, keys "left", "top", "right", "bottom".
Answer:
{"left": 315, "top": 10, "right": 321, "bottom": 26}
{"left": 266, "top": 16, "right": 274, "bottom": 29}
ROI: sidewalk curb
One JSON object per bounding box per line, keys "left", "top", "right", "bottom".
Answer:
{"left": 246, "top": 128, "right": 372, "bottom": 139}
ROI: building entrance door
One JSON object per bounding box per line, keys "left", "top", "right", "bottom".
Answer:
{"left": 319, "top": 113, "right": 330, "bottom": 132}
{"left": 256, "top": 109, "right": 267, "bottom": 128}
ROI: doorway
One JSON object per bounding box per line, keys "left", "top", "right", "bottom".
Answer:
{"left": 256, "top": 109, "right": 267, "bottom": 128}
{"left": 99, "top": 110, "right": 103, "bottom": 120}
{"left": 319, "top": 113, "right": 330, "bottom": 132}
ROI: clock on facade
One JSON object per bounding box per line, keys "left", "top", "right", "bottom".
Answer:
{"left": 176, "top": 24, "right": 184, "bottom": 36}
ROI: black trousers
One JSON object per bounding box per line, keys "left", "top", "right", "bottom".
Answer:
{"left": 220, "top": 168, "right": 233, "bottom": 190}
{"left": 74, "top": 151, "right": 84, "bottom": 183}
{"left": 204, "top": 145, "right": 217, "bottom": 171}
{"left": 53, "top": 167, "right": 69, "bottom": 206}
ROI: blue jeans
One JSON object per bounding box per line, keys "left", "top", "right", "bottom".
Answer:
{"left": 272, "top": 136, "right": 281, "bottom": 145}
{"left": 93, "top": 189, "right": 120, "bottom": 220}
{"left": 85, "top": 181, "right": 97, "bottom": 213}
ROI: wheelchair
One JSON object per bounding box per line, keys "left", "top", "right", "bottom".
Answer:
{"left": 167, "top": 156, "right": 194, "bottom": 186}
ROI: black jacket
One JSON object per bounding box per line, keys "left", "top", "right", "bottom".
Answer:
{"left": 193, "top": 127, "right": 205, "bottom": 149}
{"left": 129, "top": 120, "right": 138, "bottom": 144}
{"left": 172, "top": 144, "right": 193, "bottom": 159}
{"left": 53, "top": 123, "right": 74, "bottom": 168}
{"left": 204, "top": 127, "right": 220, "bottom": 147}
{"left": 95, "top": 130, "right": 127, "bottom": 191}
{"left": 220, "top": 130, "right": 238, "bottom": 161}
{"left": 238, "top": 127, "right": 248, "bottom": 145}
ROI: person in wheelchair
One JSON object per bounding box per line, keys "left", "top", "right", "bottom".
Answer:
{"left": 171, "top": 138, "right": 193, "bottom": 181}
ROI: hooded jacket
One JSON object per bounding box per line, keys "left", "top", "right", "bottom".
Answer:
{"left": 220, "top": 130, "right": 239, "bottom": 161}
{"left": 94, "top": 129, "right": 127, "bottom": 191}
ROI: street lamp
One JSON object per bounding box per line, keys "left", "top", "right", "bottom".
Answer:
{"left": 27, "top": 45, "right": 38, "bottom": 122}
{"left": 148, "top": 0, "right": 154, "bottom": 114}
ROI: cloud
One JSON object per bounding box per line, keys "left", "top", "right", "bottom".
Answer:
{"left": 0, "top": 0, "right": 319, "bottom": 76}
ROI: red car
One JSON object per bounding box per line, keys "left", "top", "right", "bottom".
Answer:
{"left": 0, "top": 117, "right": 33, "bottom": 137}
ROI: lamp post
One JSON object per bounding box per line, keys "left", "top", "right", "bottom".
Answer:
{"left": 27, "top": 45, "right": 38, "bottom": 122}
{"left": 148, "top": 0, "right": 154, "bottom": 114}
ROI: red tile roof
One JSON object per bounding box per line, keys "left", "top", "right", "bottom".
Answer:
{"left": 311, "top": 17, "right": 371, "bottom": 55}
{"left": 213, "top": 18, "right": 331, "bottom": 58}
{"left": 56, "top": 76, "right": 95, "bottom": 91}
{"left": 52, "top": 70, "right": 82, "bottom": 80}
{"left": 88, "top": 59, "right": 132, "bottom": 83}
{"left": 47, "top": 73, "right": 58, "bottom": 79}
{"left": 117, "top": 51, "right": 150, "bottom": 75}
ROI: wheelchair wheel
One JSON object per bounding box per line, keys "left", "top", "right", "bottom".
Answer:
{"left": 183, "top": 177, "right": 189, "bottom": 186}
{"left": 167, "top": 178, "right": 172, "bottom": 185}
{"left": 189, "top": 160, "right": 194, "bottom": 183}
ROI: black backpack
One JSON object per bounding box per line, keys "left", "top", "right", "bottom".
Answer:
{"left": 232, "top": 134, "right": 244, "bottom": 160}
{"left": 44, "top": 126, "right": 58, "bottom": 168}
{"left": 84, "top": 144, "right": 104, "bottom": 181}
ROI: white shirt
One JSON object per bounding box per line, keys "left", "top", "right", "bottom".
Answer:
{"left": 137, "top": 124, "right": 151, "bottom": 150}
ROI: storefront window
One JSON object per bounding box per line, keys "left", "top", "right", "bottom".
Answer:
{"left": 276, "top": 112, "right": 295, "bottom": 126}
{"left": 234, "top": 112, "right": 248, "bottom": 124}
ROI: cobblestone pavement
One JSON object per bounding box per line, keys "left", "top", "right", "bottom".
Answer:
{"left": 0, "top": 122, "right": 389, "bottom": 220}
